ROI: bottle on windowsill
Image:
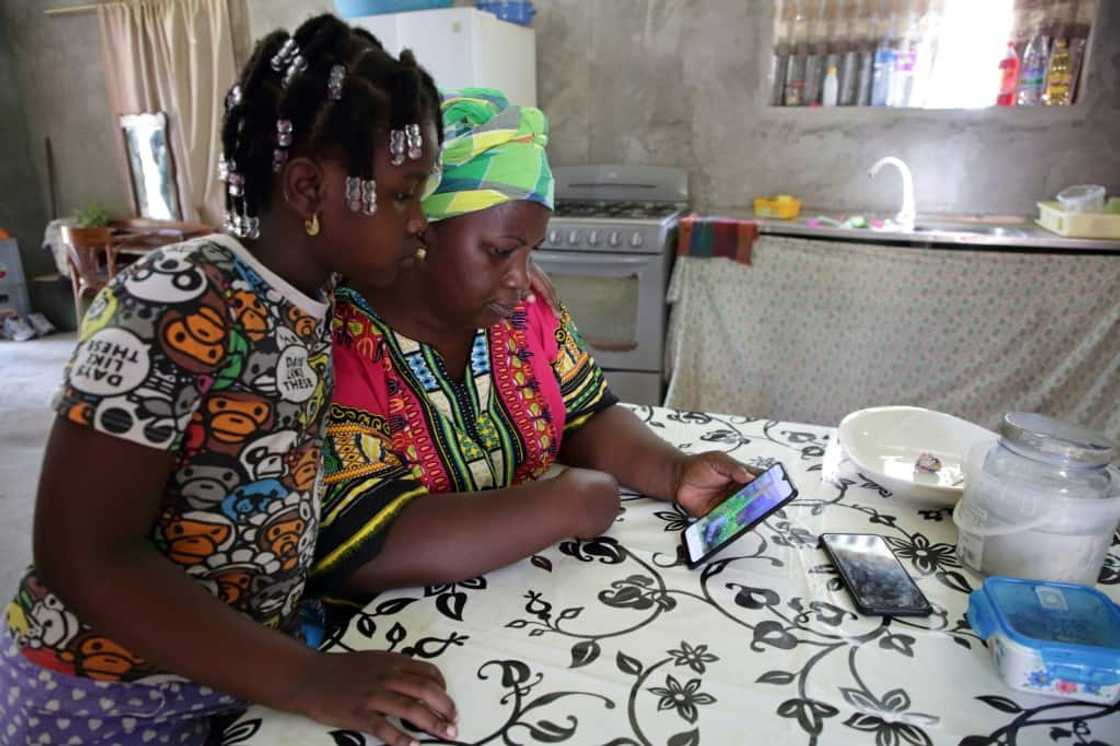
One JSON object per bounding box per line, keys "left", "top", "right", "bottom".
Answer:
{"left": 996, "top": 42, "right": 1020, "bottom": 106}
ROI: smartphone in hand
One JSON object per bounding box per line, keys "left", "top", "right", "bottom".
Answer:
{"left": 681, "top": 463, "right": 798, "bottom": 568}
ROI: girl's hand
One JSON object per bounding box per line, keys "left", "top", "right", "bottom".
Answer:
{"left": 671, "top": 452, "right": 753, "bottom": 517}
{"left": 527, "top": 258, "right": 559, "bottom": 312}
{"left": 291, "top": 650, "right": 458, "bottom": 745}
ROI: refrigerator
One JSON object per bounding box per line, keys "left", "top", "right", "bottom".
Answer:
{"left": 350, "top": 7, "right": 537, "bottom": 106}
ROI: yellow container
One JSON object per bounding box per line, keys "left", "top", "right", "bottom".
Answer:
{"left": 754, "top": 194, "right": 802, "bottom": 220}
{"left": 1036, "top": 199, "right": 1120, "bottom": 239}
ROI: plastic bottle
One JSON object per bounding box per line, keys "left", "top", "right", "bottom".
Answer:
{"left": 1063, "top": 1, "right": 1093, "bottom": 106}
{"left": 770, "top": 1, "right": 795, "bottom": 105}
{"left": 838, "top": 0, "right": 861, "bottom": 105}
{"left": 996, "top": 42, "right": 1020, "bottom": 106}
{"left": 870, "top": 40, "right": 893, "bottom": 106}
{"left": 784, "top": 0, "right": 809, "bottom": 106}
{"left": 1016, "top": 28, "right": 1049, "bottom": 105}
{"left": 905, "top": 0, "right": 938, "bottom": 109}
{"left": 822, "top": 64, "right": 840, "bottom": 105}
{"left": 888, "top": 0, "right": 917, "bottom": 107}
{"left": 1042, "top": 31, "right": 1072, "bottom": 106}
{"left": 803, "top": 1, "right": 827, "bottom": 105}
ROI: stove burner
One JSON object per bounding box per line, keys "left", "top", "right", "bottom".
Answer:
{"left": 554, "top": 200, "right": 681, "bottom": 220}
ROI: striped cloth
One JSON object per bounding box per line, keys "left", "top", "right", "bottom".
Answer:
{"left": 676, "top": 214, "right": 759, "bottom": 266}
{"left": 422, "top": 88, "right": 554, "bottom": 221}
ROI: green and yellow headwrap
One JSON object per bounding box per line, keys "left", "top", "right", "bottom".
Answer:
{"left": 421, "top": 88, "right": 554, "bottom": 222}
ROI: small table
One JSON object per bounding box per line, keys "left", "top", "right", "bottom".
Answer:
{"left": 226, "top": 406, "right": 1120, "bottom": 745}
{"left": 105, "top": 220, "right": 211, "bottom": 276}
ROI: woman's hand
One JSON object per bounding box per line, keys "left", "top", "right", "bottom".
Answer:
{"left": 291, "top": 650, "right": 458, "bottom": 746}
{"left": 671, "top": 452, "right": 754, "bottom": 517}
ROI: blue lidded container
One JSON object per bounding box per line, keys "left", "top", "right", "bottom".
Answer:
{"left": 968, "top": 576, "right": 1120, "bottom": 704}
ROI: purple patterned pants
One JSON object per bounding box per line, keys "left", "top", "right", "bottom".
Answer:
{"left": 0, "top": 630, "right": 244, "bottom": 745}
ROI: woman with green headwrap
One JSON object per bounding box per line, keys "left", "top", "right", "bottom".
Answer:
{"left": 311, "top": 89, "right": 752, "bottom": 596}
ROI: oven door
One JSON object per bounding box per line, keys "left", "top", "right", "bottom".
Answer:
{"left": 532, "top": 250, "right": 666, "bottom": 372}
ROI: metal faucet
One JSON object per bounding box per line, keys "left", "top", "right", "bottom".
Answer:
{"left": 868, "top": 156, "right": 916, "bottom": 231}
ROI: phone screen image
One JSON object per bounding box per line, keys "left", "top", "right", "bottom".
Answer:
{"left": 819, "top": 533, "right": 931, "bottom": 616}
{"left": 683, "top": 463, "right": 796, "bottom": 566}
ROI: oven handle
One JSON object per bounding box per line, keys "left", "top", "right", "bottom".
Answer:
{"left": 585, "top": 338, "right": 638, "bottom": 352}
{"left": 533, "top": 250, "right": 653, "bottom": 276}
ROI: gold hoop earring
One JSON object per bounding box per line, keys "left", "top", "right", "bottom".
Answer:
{"left": 304, "top": 213, "right": 320, "bottom": 237}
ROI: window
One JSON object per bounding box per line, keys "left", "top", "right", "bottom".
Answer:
{"left": 769, "top": 0, "right": 1096, "bottom": 109}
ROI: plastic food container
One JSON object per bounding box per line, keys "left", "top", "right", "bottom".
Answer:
{"left": 334, "top": 0, "right": 453, "bottom": 18}
{"left": 968, "top": 577, "right": 1120, "bottom": 704}
{"left": 1057, "top": 184, "right": 1106, "bottom": 213}
{"left": 1037, "top": 198, "right": 1120, "bottom": 239}
{"left": 753, "top": 195, "right": 802, "bottom": 219}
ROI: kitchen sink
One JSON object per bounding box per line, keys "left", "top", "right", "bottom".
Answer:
{"left": 914, "top": 223, "right": 1031, "bottom": 238}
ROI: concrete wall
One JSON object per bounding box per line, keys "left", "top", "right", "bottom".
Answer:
{"left": 535, "top": 0, "right": 1120, "bottom": 214}
{"left": 2, "top": 2, "right": 131, "bottom": 235}
{"left": 3, "top": 0, "right": 1116, "bottom": 279}
{"left": 0, "top": 14, "right": 50, "bottom": 278}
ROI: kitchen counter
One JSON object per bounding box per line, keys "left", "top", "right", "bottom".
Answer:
{"left": 712, "top": 209, "right": 1120, "bottom": 252}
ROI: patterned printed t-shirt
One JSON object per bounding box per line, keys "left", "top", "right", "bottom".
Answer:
{"left": 4, "top": 234, "right": 333, "bottom": 684}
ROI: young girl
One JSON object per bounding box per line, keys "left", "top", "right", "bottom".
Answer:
{"left": 0, "top": 15, "right": 457, "bottom": 746}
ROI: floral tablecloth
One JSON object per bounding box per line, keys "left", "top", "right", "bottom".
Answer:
{"left": 224, "top": 406, "right": 1120, "bottom": 746}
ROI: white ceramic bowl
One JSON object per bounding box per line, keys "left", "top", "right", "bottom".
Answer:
{"left": 837, "top": 406, "right": 997, "bottom": 506}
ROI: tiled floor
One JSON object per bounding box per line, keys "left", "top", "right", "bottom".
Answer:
{"left": 0, "top": 333, "right": 75, "bottom": 601}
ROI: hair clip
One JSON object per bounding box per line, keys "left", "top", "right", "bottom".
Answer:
{"left": 361, "top": 179, "right": 377, "bottom": 216}
{"left": 276, "top": 119, "right": 293, "bottom": 148}
{"left": 328, "top": 65, "right": 345, "bottom": 101}
{"left": 272, "top": 148, "right": 288, "bottom": 173}
{"left": 345, "top": 177, "right": 362, "bottom": 213}
{"left": 224, "top": 209, "right": 258, "bottom": 240}
{"left": 271, "top": 38, "right": 298, "bottom": 72}
{"left": 225, "top": 84, "right": 242, "bottom": 110}
{"left": 389, "top": 130, "right": 406, "bottom": 167}
{"left": 283, "top": 55, "right": 307, "bottom": 88}
{"left": 227, "top": 172, "right": 244, "bottom": 198}
{"left": 405, "top": 123, "right": 423, "bottom": 161}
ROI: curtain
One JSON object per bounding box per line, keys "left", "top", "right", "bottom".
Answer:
{"left": 98, "top": 0, "right": 240, "bottom": 227}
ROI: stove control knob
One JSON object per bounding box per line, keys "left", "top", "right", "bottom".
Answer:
{"left": 587, "top": 230, "right": 599, "bottom": 246}
{"left": 548, "top": 229, "right": 560, "bottom": 245}
{"left": 630, "top": 232, "right": 644, "bottom": 248}
{"left": 568, "top": 230, "right": 581, "bottom": 245}
{"left": 608, "top": 231, "right": 621, "bottom": 247}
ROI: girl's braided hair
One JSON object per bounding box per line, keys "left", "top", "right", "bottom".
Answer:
{"left": 220, "top": 14, "right": 441, "bottom": 235}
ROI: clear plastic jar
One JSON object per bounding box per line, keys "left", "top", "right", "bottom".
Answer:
{"left": 954, "top": 413, "right": 1120, "bottom": 584}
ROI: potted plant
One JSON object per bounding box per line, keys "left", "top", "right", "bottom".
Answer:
{"left": 64, "top": 203, "right": 113, "bottom": 249}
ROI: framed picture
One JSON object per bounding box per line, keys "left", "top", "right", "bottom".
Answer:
{"left": 120, "top": 112, "right": 182, "bottom": 221}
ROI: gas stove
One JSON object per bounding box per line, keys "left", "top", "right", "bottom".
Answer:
{"left": 553, "top": 201, "right": 682, "bottom": 220}
{"left": 535, "top": 165, "right": 688, "bottom": 405}
{"left": 542, "top": 166, "right": 687, "bottom": 254}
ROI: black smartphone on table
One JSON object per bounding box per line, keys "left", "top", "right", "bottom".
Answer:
{"left": 818, "top": 532, "right": 932, "bottom": 616}
{"left": 681, "top": 462, "right": 798, "bottom": 568}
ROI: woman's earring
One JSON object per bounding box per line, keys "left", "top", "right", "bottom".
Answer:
{"left": 414, "top": 247, "right": 427, "bottom": 262}
{"left": 305, "top": 213, "right": 320, "bottom": 237}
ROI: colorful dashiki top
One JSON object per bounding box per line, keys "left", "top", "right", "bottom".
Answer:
{"left": 312, "top": 286, "right": 617, "bottom": 590}
{"left": 3, "top": 234, "right": 332, "bottom": 684}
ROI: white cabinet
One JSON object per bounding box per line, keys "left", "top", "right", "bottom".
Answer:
{"left": 350, "top": 7, "right": 537, "bottom": 106}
